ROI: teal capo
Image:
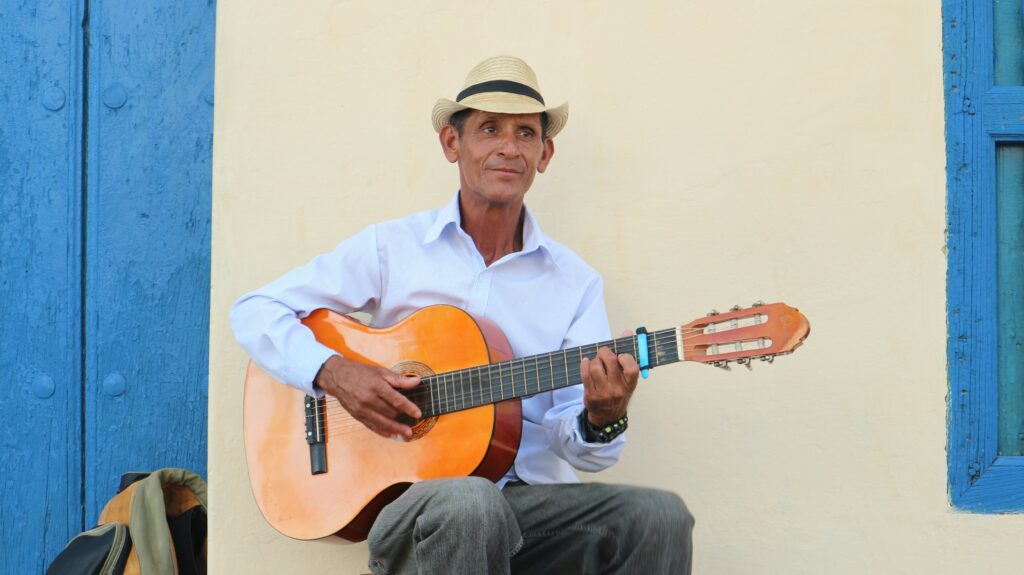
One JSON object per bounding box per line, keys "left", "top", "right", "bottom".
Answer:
{"left": 636, "top": 327, "right": 650, "bottom": 379}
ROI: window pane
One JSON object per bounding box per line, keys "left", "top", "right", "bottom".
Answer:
{"left": 995, "top": 0, "right": 1024, "bottom": 85}
{"left": 997, "top": 143, "right": 1024, "bottom": 455}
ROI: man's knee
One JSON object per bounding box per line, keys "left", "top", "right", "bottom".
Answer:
{"left": 418, "top": 476, "right": 509, "bottom": 528}
{"left": 617, "top": 487, "right": 694, "bottom": 538}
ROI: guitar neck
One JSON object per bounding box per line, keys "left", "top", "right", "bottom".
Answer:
{"left": 411, "top": 328, "right": 682, "bottom": 418}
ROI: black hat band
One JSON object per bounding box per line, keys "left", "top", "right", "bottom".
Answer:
{"left": 456, "top": 80, "right": 545, "bottom": 105}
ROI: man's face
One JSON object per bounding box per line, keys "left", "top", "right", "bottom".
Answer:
{"left": 440, "top": 110, "right": 554, "bottom": 206}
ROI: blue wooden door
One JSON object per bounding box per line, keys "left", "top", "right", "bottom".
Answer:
{"left": 0, "top": 2, "right": 215, "bottom": 571}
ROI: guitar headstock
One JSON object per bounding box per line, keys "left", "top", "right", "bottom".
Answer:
{"left": 680, "top": 302, "right": 809, "bottom": 369}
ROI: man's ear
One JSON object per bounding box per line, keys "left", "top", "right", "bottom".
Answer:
{"left": 536, "top": 137, "right": 555, "bottom": 174}
{"left": 439, "top": 124, "right": 460, "bottom": 164}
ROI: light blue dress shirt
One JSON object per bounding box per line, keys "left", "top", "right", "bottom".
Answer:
{"left": 230, "top": 192, "right": 626, "bottom": 485}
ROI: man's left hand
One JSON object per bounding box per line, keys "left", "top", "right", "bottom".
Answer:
{"left": 580, "top": 330, "right": 641, "bottom": 426}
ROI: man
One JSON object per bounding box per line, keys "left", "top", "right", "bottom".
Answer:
{"left": 231, "top": 55, "right": 693, "bottom": 574}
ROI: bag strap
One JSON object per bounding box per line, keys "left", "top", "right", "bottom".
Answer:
{"left": 168, "top": 506, "right": 207, "bottom": 575}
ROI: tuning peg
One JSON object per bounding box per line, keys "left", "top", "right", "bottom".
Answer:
{"left": 730, "top": 304, "right": 742, "bottom": 312}
{"left": 752, "top": 300, "right": 765, "bottom": 307}
{"left": 712, "top": 360, "right": 731, "bottom": 370}
{"left": 707, "top": 309, "right": 720, "bottom": 316}
{"left": 736, "top": 357, "right": 753, "bottom": 371}
{"left": 759, "top": 355, "right": 775, "bottom": 363}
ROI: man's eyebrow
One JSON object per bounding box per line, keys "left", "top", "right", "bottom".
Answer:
{"left": 475, "top": 113, "right": 539, "bottom": 130}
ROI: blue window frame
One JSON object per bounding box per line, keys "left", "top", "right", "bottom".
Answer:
{"left": 945, "top": 0, "right": 1024, "bottom": 512}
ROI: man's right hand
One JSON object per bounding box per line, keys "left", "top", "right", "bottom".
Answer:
{"left": 314, "top": 355, "right": 422, "bottom": 440}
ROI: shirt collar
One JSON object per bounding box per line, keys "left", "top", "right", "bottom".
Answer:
{"left": 423, "top": 191, "right": 559, "bottom": 269}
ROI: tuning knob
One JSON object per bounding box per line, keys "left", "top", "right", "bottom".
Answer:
{"left": 712, "top": 360, "right": 731, "bottom": 370}
{"left": 759, "top": 355, "right": 775, "bottom": 363}
{"left": 707, "top": 309, "right": 720, "bottom": 316}
{"left": 752, "top": 300, "right": 765, "bottom": 307}
{"left": 736, "top": 357, "right": 753, "bottom": 371}
{"left": 730, "top": 305, "right": 742, "bottom": 311}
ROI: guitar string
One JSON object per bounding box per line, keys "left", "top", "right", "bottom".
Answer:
{"left": 305, "top": 321, "right": 753, "bottom": 426}
{"left": 310, "top": 335, "right": 772, "bottom": 428}
{"left": 308, "top": 338, "right": 763, "bottom": 430}
{"left": 270, "top": 312, "right": 790, "bottom": 437}
{"left": 312, "top": 324, "right": 734, "bottom": 414}
{"left": 310, "top": 340, "right": 686, "bottom": 431}
{"left": 312, "top": 336, "right": 682, "bottom": 420}
{"left": 310, "top": 326, "right": 774, "bottom": 422}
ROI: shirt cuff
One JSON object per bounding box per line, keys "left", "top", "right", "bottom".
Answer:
{"left": 291, "top": 343, "right": 340, "bottom": 397}
{"left": 548, "top": 405, "right": 626, "bottom": 472}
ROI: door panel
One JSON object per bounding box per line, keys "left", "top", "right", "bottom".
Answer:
{"left": 84, "top": 0, "right": 215, "bottom": 523}
{"left": 0, "top": 1, "right": 85, "bottom": 572}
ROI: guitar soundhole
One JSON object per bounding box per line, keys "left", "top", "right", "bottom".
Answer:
{"left": 392, "top": 361, "right": 438, "bottom": 441}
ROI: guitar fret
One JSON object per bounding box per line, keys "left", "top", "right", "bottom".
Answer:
{"left": 567, "top": 349, "right": 573, "bottom": 388}
{"left": 486, "top": 364, "right": 494, "bottom": 402}
{"left": 510, "top": 359, "right": 516, "bottom": 398}
{"left": 485, "top": 365, "right": 492, "bottom": 404}
{"left": 462, "top": 369, "right": 469, "bottom": 409}
{"left": 458, "top": 370, "right": 465, "bottom": 409}
{"left": 491, "top": 364, "right": 499, "bottom": 401}
{"left": 476, "top": 367, "right": 483, "bottom": 407}
{"left": 437, "top": 374, "right": 444, "bottom": 413}
{"left": 470, "top": 368, "right": 476, "bottom": 407}
{"left": 449, "top": 372, "right": 456, "bottom": 411}
{"left": 536, "top": 354, "right": 544, "bottom": 392}
{"left": 498, "top": 362, "right": 505, "bottom": 401}
{"left": 547, "top": 352, "right": 554, "bottom": 392}
{"left": 440, "top": 373, "right": 446, "bottom": 412}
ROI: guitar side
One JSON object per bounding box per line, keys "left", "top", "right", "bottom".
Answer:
{"left": 243, "top": 305, "right": 522, "bottom": 541}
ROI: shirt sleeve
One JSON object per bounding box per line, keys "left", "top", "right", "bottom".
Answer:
{"left": 542, "top": 275, "right": 627, "bottom": 472}
{"left": 229, "top": 225, "right": 382, "bottom": 396}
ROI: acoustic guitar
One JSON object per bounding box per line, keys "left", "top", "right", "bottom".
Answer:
{"left": 243, "top": 302, "right": 810, "bottom": 541}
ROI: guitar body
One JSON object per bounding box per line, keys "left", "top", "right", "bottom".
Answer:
{"left": 243, "top": 305, "right": 522, "bottom": 542}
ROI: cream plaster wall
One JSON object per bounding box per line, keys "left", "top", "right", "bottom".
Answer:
{"left": 210, "top": 1, "right": 1024, "bottom": 573}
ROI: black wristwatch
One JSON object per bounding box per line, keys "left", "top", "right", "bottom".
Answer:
{"left": 578, "top": 409, "right": 628, "bottom": 443}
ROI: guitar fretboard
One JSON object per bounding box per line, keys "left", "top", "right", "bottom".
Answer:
{"left": 406, "top": 328, "right": 681, "bottom": 418}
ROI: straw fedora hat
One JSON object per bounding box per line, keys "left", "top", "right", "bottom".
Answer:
{"left": 431, "top": 55, "right": 568, "bottom": 139}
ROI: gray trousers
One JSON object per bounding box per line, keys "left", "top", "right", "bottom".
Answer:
{"left": 367, "top": 477, "right": 694, "bottom": 574}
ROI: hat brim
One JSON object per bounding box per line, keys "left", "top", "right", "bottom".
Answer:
{"left": 432, "top": 93, "right": 568, "bottom": 139}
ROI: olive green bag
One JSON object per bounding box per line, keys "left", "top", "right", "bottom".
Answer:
{"left": 47, "top": 468, "right": 207, "bottom": 575}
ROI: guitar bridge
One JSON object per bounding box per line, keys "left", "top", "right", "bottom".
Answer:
{"left": 305, "top": 395, "right": 327, "bottom": 475}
